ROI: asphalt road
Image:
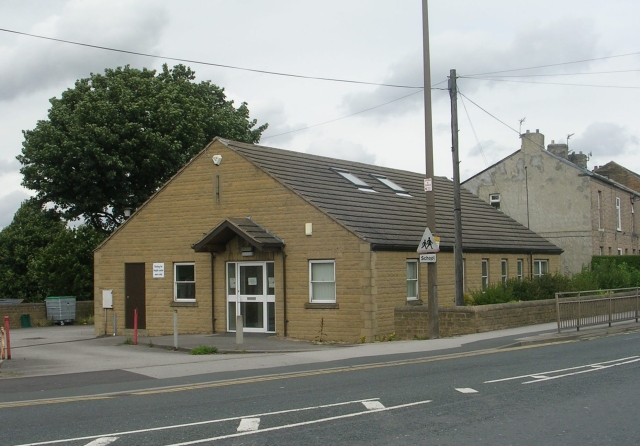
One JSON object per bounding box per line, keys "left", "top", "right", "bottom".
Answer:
{"left": 2, "top": 329, "right": 639, "bottom": 445}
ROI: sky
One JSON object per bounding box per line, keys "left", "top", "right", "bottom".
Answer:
{"left": 1, "top": 0, "right": 639, "bottom": 228}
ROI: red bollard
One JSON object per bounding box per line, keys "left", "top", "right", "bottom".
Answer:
{"left": 4, "top": 316, "right": 10, "bottom": 360}
{"left": 133, "top": 308, "right": 138, "bottom": 345}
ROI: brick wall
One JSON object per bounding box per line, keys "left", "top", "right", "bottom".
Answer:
{"left": 0, "top": 301, "right": 94, "bottom": 329}
{"left": 394, "top": 299, "right": 557, "bottom": 339}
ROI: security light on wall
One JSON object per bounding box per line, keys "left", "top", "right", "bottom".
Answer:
{"left": 212, "top": 155, "right": 222, "bottom": 166}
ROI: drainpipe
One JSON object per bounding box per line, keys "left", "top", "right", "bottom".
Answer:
{"left": 210, "top": 252, "right": 216, "bottom": 333}
{"left": 282, "top": 250, "right": 288, "bottom": 337}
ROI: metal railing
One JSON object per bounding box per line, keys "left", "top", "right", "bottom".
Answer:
{"left": 556, "top": 287, "right": 640, "bottom": 333}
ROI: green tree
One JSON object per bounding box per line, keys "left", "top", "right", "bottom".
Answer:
{"left": 0, "top": 199, "right": 104, "bottom": 302}
{"left": 18, "top": 64, "right": 267, "bottom": 233}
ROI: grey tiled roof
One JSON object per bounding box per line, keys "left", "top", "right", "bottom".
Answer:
{"left": 223, "top": 139, "right": 562, "bottom": 254}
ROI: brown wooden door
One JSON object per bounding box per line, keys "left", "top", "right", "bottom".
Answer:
{"left": 125, "top": 263, "right": 146, "bottom": 329}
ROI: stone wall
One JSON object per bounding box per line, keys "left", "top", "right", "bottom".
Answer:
{"left": 394, "top": 300, "right": 557, "bottom": 339}
{"left": 0, "top": 301, "right": 94, "bottom": 329}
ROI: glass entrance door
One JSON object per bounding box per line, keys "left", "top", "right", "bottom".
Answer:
{"left": 227, "top": 262, "right": 275, "bottom": 332}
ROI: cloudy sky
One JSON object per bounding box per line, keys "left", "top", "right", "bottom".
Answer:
{"left": 1, "top": 0, "right": 639, "bottom": 228}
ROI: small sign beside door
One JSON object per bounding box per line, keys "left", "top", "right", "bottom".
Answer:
{"left": 153, "top": 263, "right": 164, "bottom": 278}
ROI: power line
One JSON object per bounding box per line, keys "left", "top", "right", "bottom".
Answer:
{"left": 262, "top": 89, "right": 425, "bottom": 140}
{"left": 459, "top": 76, "right": 640, "bottom": 89}
{"left": 457, "top": 92, "right": 520, "bottom": 136}
{"left": 466, "top": 51, "right": 640, "bottom": 77}
{"left": 0, "top": 27, "right": 423, "bottom": 89}
{"left": 468, "top": 69, "right": 640, "bottom": 78}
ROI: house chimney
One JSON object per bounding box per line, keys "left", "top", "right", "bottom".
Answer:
{"left": 547, "top": 142, "right": 569, "bottom": 159}
{"left": 568, "top": 151, "right": 588, "bottom": 169}
{"left": 521, "top": 129, "right": 544, "bottom": 153}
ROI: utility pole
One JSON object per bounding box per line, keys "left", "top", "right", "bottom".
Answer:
{"left": 449, "top": 69, "right": 464, "bottom": 306}
{"left": 422, "top": 0, "right": 438, "bottom": 338}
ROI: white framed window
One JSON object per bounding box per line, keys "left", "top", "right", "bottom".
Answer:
{"left": 616, "top": 197, "right": 622, "bottom": 231}
{"left": 501, "top": 259, "right": 508, "bottom": 285}
{"left": 517, "top": 259, "right": 524, "bottom": 281}
{"left": 533, "top": 260, "right": 548, "bottom": 278}
{"left": 406, "top": 260, "right": 418, "bottom": 300}
{"left": 309, "top": 260, "right": 336, "bottom": 302}
{"left": 174, "top": 263, "right": 195, "bottom": 301}
{"left": 618, "top": 248, "right": 623, "bottom": 255}
{"left": 481, "top": 259, "right": 489, "bottom": 290}
{"left": 489, "top": 194, "right": 501, "bottom": 210}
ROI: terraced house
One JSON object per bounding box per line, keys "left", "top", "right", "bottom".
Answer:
{"left": 463, "top": 130, "right": 640, "bottom": 275}
{"left": 94, "top": 138, "right": 561, "bottom": 342}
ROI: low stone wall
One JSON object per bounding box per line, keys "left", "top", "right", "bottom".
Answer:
{"left": 395, "top": 299, "right": 557, "bottom": 339}
{"left": 0, "top": 301, "right": 94, "bottom": 329}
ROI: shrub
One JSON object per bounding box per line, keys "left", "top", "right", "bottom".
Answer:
{"left": 190, "top": 345, "right": 218, "bottom": 355}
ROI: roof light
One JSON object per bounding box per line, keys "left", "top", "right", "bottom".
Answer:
{"left": 371, "top": 174, "right": 412, "bottom": 197}
{"left": 331, "top": 168, "right": 377, "bottom": 192}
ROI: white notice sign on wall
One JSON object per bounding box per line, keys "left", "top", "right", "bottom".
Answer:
{"left": 153, "top": 263, "right": 165, "bottom": 278}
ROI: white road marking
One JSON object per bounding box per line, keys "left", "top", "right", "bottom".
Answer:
{"left": 84, "top": 439, "right": 118, "bottom": 446}
{"left": 455, "top": 388, "right": 478, "bottom": 394}
{"left": 485, "top": 356, "right": 640, "bottom": 385}
{"left": 237, "top": 418, "right": 260, "bottom": 432}
{"left": 362, "top": 401, "right": 385, "bottom": 410}
{"left": 13, "top": 398, "right": 382, "bottom": 446}
{"left": 164, "top": 399, "right": 433, "bottom": 446}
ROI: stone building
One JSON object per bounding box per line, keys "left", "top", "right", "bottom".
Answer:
{"left": 463, "top": 131, "right": 640, "bottom": 275}
{"left": 593, "top": 161, "right": 640, "bottom": 194}
{"left": 94, "top": 138, "right": 561, "bottom": 341}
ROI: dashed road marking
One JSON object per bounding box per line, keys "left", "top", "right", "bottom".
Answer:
{"left": 362, "top": 401, "right": 385, "bottom": 410}
{"left": 485, "top": 356, "right": 640, "bottom": 385}
{"left": 237, "top": 418, "right": 260, "bottom": 432}
{"left": 84, "top": 438, "right": 118, "bottom": 446}
{"left": 455, "top": 388, "right": 478, "bottom": 394}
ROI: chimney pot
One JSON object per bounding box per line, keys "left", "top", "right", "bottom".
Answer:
{"left": 526, "top": 130, "right": 530, "bottom": 133}
{"left": 536, "top": 129, "right": 539, "bottom": 133}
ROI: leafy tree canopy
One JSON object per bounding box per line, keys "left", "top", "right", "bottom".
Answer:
{"left": 0, "top": 199, "right": 104, "bottom": 302}
{"left": 18, "top": 64, "right": 268, "bottom": 233}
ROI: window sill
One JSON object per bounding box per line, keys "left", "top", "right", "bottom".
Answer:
{"left": 406, "top": 299, "right": 423, "bottom": 306}
{"left": 305, "top": 302, "right": 339, "bottom": 309}
{"left": 171, "top": 301, "right": 198, "bottom": 307}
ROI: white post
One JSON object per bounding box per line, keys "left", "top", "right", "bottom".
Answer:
{"left": 236, "top": 314, "right": 243, "bottom": 345}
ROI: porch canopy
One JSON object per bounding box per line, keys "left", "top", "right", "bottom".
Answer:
{"left": 192, "top": 217, "right": 284, "bottom": 253}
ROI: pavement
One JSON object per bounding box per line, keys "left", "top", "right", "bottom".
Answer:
{"left": 1, "top": 321, "right": 638, "bottom": 385}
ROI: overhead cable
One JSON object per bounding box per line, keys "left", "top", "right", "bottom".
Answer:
{"left": 0, "top": 28, "right": 423, "bottom": 89}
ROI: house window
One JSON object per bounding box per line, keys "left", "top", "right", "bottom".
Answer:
{"left": 309, "top": 260, "right": 336, "bottom": 302}
{"left": 174, "top": 263, "right": 195, "bottom": 301}
{"left": 618, "top": 248, "right": 623, "bottom": 255}
{"left": 597, "top": 190, "right": 602, "bottom": 230}
{"left": 533, "top": 260, "right": 548, "bottom": 278}
{"left": 616, "top": 197, "right": 622, "bottom": 231}
{"left": 599, "top": 247, "right": 603, "bottom": 256}
{"left": 406, "top": 260, "right": 418, "bottom": 300}
{"left": 481, "top": 259, "right": 489, "bottom": 290}
{"left": 517, "top": 259, "right": 523, "bottom": 281}
{"left": 501, "top": 259, "right": 508, "bottom": 285}
{"left": 490, "top": 194, "right": 501, "bottom": 210}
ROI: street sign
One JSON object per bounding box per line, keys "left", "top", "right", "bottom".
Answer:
{"left": 424, "top": 178, "right": 432, "bottom": 191}
{"left": 420, "top": 253, "right": 436, "bottom": 263}
{"left": 417, "top": 227, "right": 440, "bottom": 253}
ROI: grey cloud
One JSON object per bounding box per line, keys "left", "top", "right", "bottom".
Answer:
{"left": 0, "top": 158, "right": 20, "bottom": 175}
{"left": 0, "top": 0, "right": 169, "bottom": 101}
{"left": 570, "top": 122, "right": 639, "bottom": 157}
{"left": 306, "top": 139, "right": 377, "bottom": 165}
{"left": 341, "top": 18, "right": 602, "bottom": 120}
{"left": 0, "top": 190, "right": 31, "bottom": 229}
{"left": 460, "top": 139, "right": 511, "bottom": 181}
{"left": 254, "top": 101, "right": 306, "bottom": 146}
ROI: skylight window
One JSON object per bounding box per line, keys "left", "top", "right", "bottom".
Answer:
{"left": 371, "top": 174, "right": 412, "bottom": 197}
{"left": 331, "top": 168, "right": 377, "bottom": 193}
